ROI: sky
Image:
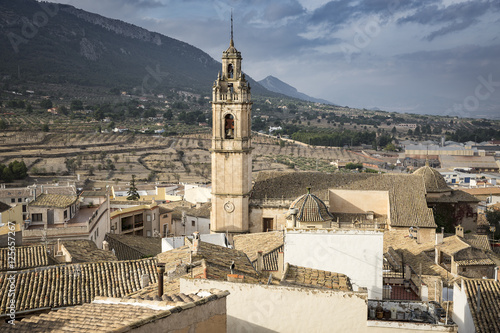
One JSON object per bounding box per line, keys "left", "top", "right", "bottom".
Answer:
{"left": 47, "top": 0, "right": 500, "bottom": 118}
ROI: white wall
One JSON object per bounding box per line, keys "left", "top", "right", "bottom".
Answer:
{"left": 284, "top": 229, "right": 384, "bottom": 299}
{"left": 181, "top": 279, "right": 456, "bottom": 333}
{"left": 452, "top": 281, "right": 476, "bottom": 333}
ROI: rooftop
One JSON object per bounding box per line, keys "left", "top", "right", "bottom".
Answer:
{"left": 462, "top": 279, "right": 500, "bottom": 333}
{"left": 104, "top": 233, "right": 162, "bottom": 260}
{"left": 0, "top": 289, "right": 229, "bottom": 332}
{"left": 0, "top": 258, "right": 158, "bottom": 315}
{"left": 29, "top": 193, "right": 77, "bottom": 208}
{"left": 60, "top": 240, "right": 118, "bottom": 262}
{"left": 0, "top": 245, "right": 49, "bottom": 271}
{"left": 283, "top": 265, "right": 352, "bottom": 291}
{"left": 413, "top": 165, "right": 451, "bottom": 193}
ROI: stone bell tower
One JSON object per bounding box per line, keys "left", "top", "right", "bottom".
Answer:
{"left": 210, "top": 17, "right": 252, "bottom": 235}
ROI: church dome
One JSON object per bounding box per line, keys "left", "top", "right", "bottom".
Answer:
{"left": 287, "top": 188, "right": 333, "bottom": 222}
{"left": 413, "top": 165, "right": 450, "bottom": 193}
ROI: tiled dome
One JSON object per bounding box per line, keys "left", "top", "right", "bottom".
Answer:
{"left": 288, "top": 188, "right": 333, "bottom": 222}
{"left": 413, "top": 165, "right": 450, "bottom": 193}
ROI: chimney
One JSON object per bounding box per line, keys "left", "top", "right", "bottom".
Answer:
{"left": 435, "top": 227, "right": 444, "bottom": 245}
{"left": 256, "top": 251, "right": 264, "bottom": 272}
{"left": 192, "top": 231, "right": 201, "bottom": 255}
{"left": 455, "top": 225, "right": 464, "bottom": 238}
{"left": 102, "top": 240, "right": 109, "bottom": 251}
{"left": 156, "top": 263, "right": 165, "bottom": 298}
{"left": 278, "top": 252, "right": 284, "bottom": 276}
{"left": 141, "top": 274, "right": 150, "bottom": 288}
{"left": 289, "top": 208, "right": 298, "bottom": 228}
{"left": 495, "top": 267, "right": 498, "bottom": 282}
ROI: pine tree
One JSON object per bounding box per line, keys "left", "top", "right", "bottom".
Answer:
{"left": 127, "top": 175, "right": 140, "bottom": 200}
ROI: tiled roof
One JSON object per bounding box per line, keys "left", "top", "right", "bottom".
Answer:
{"left": 464, "top": 234, "right": 492, "bottom": 252}
{"left": 104, "top": 233, "right": 162, "bottom": 260}
{"left": 0, "top": 188, "right": 31, "bottom": 199}
{"left": 110, "top": 204, "right": 158, "bottom": 219}
{"left": 158, "top": 241, "right": 259, "bottom": 281}
{"left": 436, "top": 236, "right": 470, "bottom": 255}
{"left": 29, "top": 193, "right": 77, "bottom": 208}
{"left": 258, "top": 245, "right": 283, "bottom": 271}
{"left": 233, "top": 231, "right": 284, "bottom": 262}
{"left": 384, "top": 230, "right": 450, "bottom": 280}
{"left": 171, "top": 202, "right": 211, "bottom": 220}
{"left": 413, "top": 165, "right": 451, "bottom": 193}
{"left": 61, "top": 240, "right": 118, "bottom": 262}
{"left": 287, "top": 188, "right": 334, "bottom": 222}
{"left": 0, "top": 258, "right": 158, "bottom": 315}
{"left": 0, "top": 245, "right": 48, "bottom": 271}
{"left": 252, "top": 172, "right": 436, "bottom": 228}
{"left": 462, "top": 187, "right": 500, "bottom": 196}
{"left": 283, "top": 265, "right": 352, "bottom": 291}
{"left": 426, "top": 190, "right": 480, "bottom": 203}
{"left": 463, "top": 279, "right": 500, "bottom": 333}
{"left": 0, "top": 290, "right": 229, "bottom": 332}
{"left": 454, "top": 258, "right": 495, "bottom": 266}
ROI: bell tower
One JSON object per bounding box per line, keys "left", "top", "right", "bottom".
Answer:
{"left": 210, "top": 16, "right": 252, "bottom": 235}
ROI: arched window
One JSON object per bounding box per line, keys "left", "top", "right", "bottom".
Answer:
{"left": 227, "top": 64, "right": 234, "bottom": 79}
{"left": 225, "top": 114, "right": 234, "bottom": 139}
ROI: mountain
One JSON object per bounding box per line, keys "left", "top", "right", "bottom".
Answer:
{"left": 0, "top": 0, "right": 271, "bottom": 96}
{"left": 258, "top": 76, "right": 333, "bottom": 105}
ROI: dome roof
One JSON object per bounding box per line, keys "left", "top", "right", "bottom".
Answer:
{"left": 413, "top": 165, "right": 450, "bottom": 193}
{"left": 287, "top": 188, "right": 333, "bottom": 222}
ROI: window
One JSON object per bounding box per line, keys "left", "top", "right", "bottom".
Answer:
{"left": 192, "top": 220, "right": 196, "bottom": 227}
{"left": 22, "top": 205, "right": 27, "bottom": 213}
{"left": 64, "top": 210, "right": 68, "bottom": 219}
{"left": 263, "top": 218, "right": 274, "bottom": 232}
{"left": 225, "top": 114, "right": 234, "bottom": 139}
{"left": 147, "top": 215, "right": 151, "bottom": 222}
{"left": 32, "top": 213, "right": 43, "bottom": 222}
{"left": 11, "top": 198, "right": 15, "bottom": 203}
{"left": 227, "top": 64, "right": 234, "bottom": 78}
{"left": 18, "top": 198, "right": 22, "bottom": 203}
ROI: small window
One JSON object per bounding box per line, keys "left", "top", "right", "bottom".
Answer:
{"left": 32, "top": 213, "right": 43, "bottom": 222}
{"left": 64, "top": 210, "right": 68, "bottom": 219}
{"left": 192, "top": 220, "right": 196, "bottom": 227}
{"left": 22, "top": 205, "right": 27, "bottom": 213}
{"left": 18, "top": 198, "right": 22, "bottom": 203}
{"left": 228, "top": 64, "right": 234, "bottom": 78}
{"left": 11, "top": 198, "right": 15, "bottom": 203}
{"left": 147, "top": 215, "right": 151, "bottom": 222}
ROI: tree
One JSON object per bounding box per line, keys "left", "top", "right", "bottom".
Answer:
{"left": 41, "top": 124, "right": 49, "bottom": 132}
{"left": 486, "top": 209, "right": 500, "bottom": 239}
{"left": 40, "top": 99, "right": 53, "bottom": 109}
{"left": 391, "top": 126, "right": 397, "bottom": 135}
{"left": 0, "top": 119, "right": 7, "bottom": 130}
{"left": 26, "top": 104, "right": 33, "bottom": 114}
{"left": 70, "top": 100, "right": 84, "bottom": 111}
{"left": 127, "top": 175, "right": 140, "bottom": 200}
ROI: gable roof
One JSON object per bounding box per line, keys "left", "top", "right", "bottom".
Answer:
{"left": 0, "top": 245, "right": 48, "bottom": 271}
{"left": 104, "top": 233, "right": 162, "bottom": 260}
{"left": 157, "top": 241, "right": 259, "bottom": 281}
{"left": 0, "top": 258, "right": 158, "bottom": 315}
{"left": 233, "top": 231, "right": 284, "bottom": 262}
{"left": 60, "top": 240, "right": 118, "bottom": 262}
{"left": 252, "top": 171, "right": 436, "bottom": 228}
{"left": 462, "top": 279, "right": 500, "bottom": 333}
{"left": 28, "top": 193, "right": 77, "bottom": 208}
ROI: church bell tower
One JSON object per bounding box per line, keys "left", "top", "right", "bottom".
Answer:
{"left": 210, "top": 17, "right": 252, "bottom": 234}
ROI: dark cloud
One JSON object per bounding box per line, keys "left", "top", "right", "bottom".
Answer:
{"left": 398, "top": 1, "right": 500, "bottom": 40}
{"left": 262, "top": 1, "right": 305, "bottom": 22}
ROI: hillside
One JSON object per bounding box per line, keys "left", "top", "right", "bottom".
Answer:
{"left": 0, "top": 0, "right": 271, "bottom": 96}
{"left": 259, "top": 76, "right": 333, "bottom": 105}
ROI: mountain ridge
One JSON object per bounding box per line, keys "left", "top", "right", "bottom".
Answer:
{"left": 258, "top": 75, "right": 334, "bottom": 105}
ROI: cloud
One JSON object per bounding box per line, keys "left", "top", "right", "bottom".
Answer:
{"left": 398, "top": 0, "right": 500, "bottom": 40}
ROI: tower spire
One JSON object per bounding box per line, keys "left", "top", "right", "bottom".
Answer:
{"left": 230, "top": 9, "right": 234, "bottom": 46}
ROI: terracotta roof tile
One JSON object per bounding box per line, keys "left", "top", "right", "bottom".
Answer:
{"left": 29, "top": 194, "right": 77, "bottom": 208}
{"left": 0, "top": 245, "right": 48, "bottom": 271}
{"left": 0, "top": 290, "right": 229, "bottom": 332}
{"left": 104, "top": 234, "right": 161, "bottom": 260}
{"left": 0, "top": 258, "right": 158, "bottom": 315}
{"left": 463, "top": 279, "right": 500, "bottom": 333}
{"left": 61, "top": 240, "right": 118, "bottom": 263}
{"left": 233, "top": 231, "right": 284, "bottom": 262}
{"left": 283, "top": 265, "right": 352, "bottom": 291}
